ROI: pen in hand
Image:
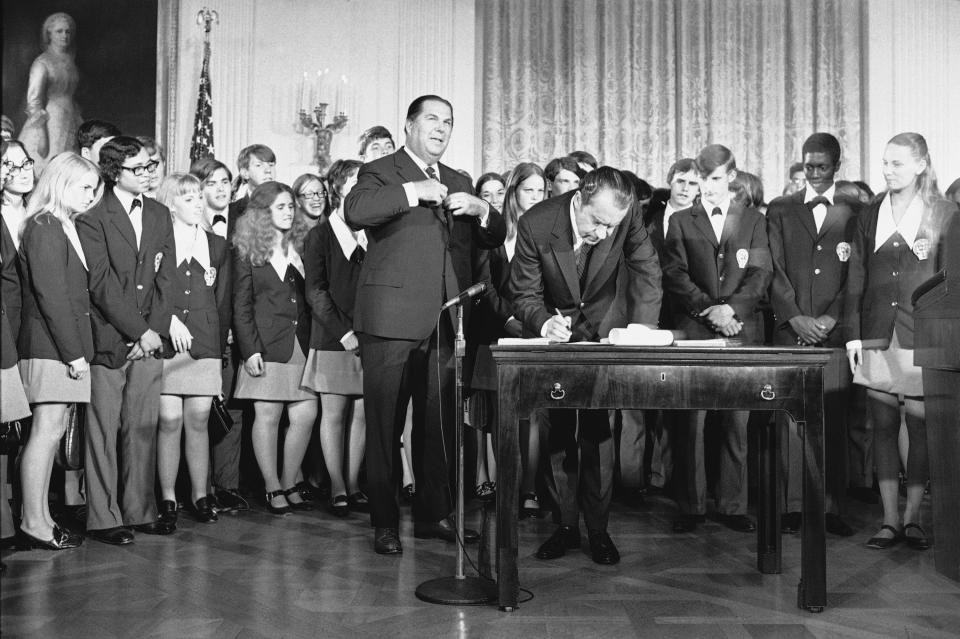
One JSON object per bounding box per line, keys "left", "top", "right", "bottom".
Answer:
{"left": 554, "top": 308, "right": 571, "bottom": 328}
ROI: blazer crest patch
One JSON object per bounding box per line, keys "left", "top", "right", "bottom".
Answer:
{"left": 204, "top": 267, "right": 217, "bottom": 287}
{"left": 913, "top": 238, "right": 930, "bottom": 261}
{"left": 736, "top": 248, "right": 749, "bottom": 269}
{"left": 154, "top": 252, "right": 163, "bottom": 271}
{"left": 835, "top": 242, "right": 851, "bottom": 262}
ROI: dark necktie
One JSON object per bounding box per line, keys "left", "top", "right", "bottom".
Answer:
{"left": 212, "top": 214, "right": 226, "bottom": 226}
{"left": 350, "top": 244, "right": 365, "bottom": 265}
{"left": 129, "top": 199, "right": 141, "bottom": 215}
{"left": 807, "top": 196, "right": 830, "bottom": 211}
{"left": 711, "top": 207, "right": 722, "bottom": 216}
{"left": 575, "top": 242, "right": 592, "bottom": 282}
{"left": 425, "top": 166, "right": 439, "bottom": 181}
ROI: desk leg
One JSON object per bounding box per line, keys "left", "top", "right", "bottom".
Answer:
{"left": 756, "top": 411, "right": 781, "bottom": 574}
{"left": 798, "top": 376, "right": 827, "bottom": 611}
{"left": 496, "top": 369, "right": 521, "bottom": 611}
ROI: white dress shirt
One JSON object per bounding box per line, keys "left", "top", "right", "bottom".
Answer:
{"left": 113, "top": 187, "right": 144, "bottom": 248}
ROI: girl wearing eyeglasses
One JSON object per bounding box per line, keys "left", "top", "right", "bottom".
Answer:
{"left": 292, "top": 173, "right": 329, "bottom": 229}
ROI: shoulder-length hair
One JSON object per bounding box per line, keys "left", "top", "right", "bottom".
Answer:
{"left": 291, "top": 172, "right": 328, "bottom": 218}
{"left": 156, "top": 173, "right": 201, "bottom": 212}
{"left": 502, "top": 162, "right": 545, "bottom": 240}
{"left": 2, "top": 140, "right": 34, "bottom": 201}
{"left": 25, "top": 152, "right": 102, "bottom": 225}
{"left": 887, "top": 132, "right": 942, "bottom": 207}
{"left": 327, "top": 160, "right": 362, "bottom": 211}
{"left": 232, "top": 181, "right": 308, "bottom": 266}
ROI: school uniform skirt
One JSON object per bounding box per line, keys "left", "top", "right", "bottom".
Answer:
{"left": 161, "top": 352, "right": 222, "bottom": 396}
{"left": 234, "top": 339, "right": 314, "bottom": 402}
{"left": 1, "top": 364, "right": 31, "bottom": 421}
{"left": 853, "top": 329, "right": 924, "bottom": 397}
{"left": 18, "top": 358, "right": 90, "bottom": 404}
{"left": 300, "top": 348, "right": 363, "bottom": 396}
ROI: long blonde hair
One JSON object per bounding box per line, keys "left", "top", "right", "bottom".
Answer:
{"left": 25, "top": 151, "right": 102, "bottom": 226}
{"left": 887, "top": 132, "right": 942, "bottom": 207}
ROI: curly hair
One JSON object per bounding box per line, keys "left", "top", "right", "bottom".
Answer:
{"left": 98, "top": 136, "right": 143, "bottom": 185}
{"left": 232, "top": 181, "right": 308, "bottom": 266}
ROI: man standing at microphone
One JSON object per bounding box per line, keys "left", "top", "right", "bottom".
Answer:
{"left": 345, "top": 95, "right": 505, "bottom": 555}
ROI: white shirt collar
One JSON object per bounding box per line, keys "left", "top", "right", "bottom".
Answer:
{"left": 61, "top": 217, "right": 88, "bottom": 270}
{"left": 568, "top": 197, "right": 584, "bottom": 250}
{"left": 1, "top": 206, "right": 26, "bottom": 250}
{"left": 403, "top": 146, "right": 440, "bottom": 179}
{"left": 663, "top": 201, "right": 678, "bottom": 238}
{"left": 804, "top": 184, "right": 835, "bottom": 205}
{"left": 172, "top": 219, "right": 210, "bottom": 270}
{"left": 875, "top": 193, "right": 924, "bottom": 251}
{"left": 703, "top": 196, "right": 730, "bottom": 242}
{"left": 203, "top": 207, "right": 228, "bottom": 238}
{"left": 269, "top": 244, "right": 304, "bottom": 280}
{"left": 113, "top": 186, "right": 142, "bottom": 213}
{"left": 329, "top": 211, "right": 367, "bottom": 261}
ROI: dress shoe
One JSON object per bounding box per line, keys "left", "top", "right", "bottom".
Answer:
{"left": 131, "top": 520, "right": 176, "bottom": 535}
{"left": 89, "top": 526, "right": 134, "bottom": 545}
{"left": 414, "top": 518, "right": 480, "bottom": 543}
{"left": 193, "top": 497, "right": 219, "bottom": 524}
{"left": 374, "top": 527, "right": 402, "bottom": 554}
{"left": 866, "top": 524, "right": 902, "bottom": 549}
{"left": 672, "top": 514, "right": 705, "bottom": 533}
{"left": 781, "top": 512, "right": 801, "bottom": 534}
{"left": 475, "top": 481, "right": 496, "bottom": 502}
{"left": 535, "top": 525, "right": 581, "bottom": 559}
{"left": 825, "top": 513, "right": 854, "bottom": 537}
{"left": 214, "top": 488, "right": 250, "bottom": 512}
{"left": 903, "top": 523, "right": 931, "bottom": 550}
{"left": 588, "top": 531, "right": 620, "bottom": 565}
{"left": 329, "top": 494, "right": 349, "bottom": 518}
{"left": 18, "top": 525, "right": 83, "bottom": 550}
{"left": 159, "top": 500, "right": 178, "bottom": 526}
{"left": 264, "top": 489, "right": 293, "bottom": 516}
{"left": 715, "top": 514, "right": 756, "bottom": 533}
{"left": 282, "top": 487, "right": 316, "bottom": 511}
{"left": 295, "top": 481, "right": 321, "bottom": 504}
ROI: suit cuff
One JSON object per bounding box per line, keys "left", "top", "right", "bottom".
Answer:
{"left": 479, "top": 201, "right": 491, "bottom": 228}
{"left": 340, "top": 330, "right": 355, "bottom": 348}
{"left": 403, "top": 182, "right": 418, "bottom": 208}
{"left": 845, "top": 339, "right": 862, "bottom": 351}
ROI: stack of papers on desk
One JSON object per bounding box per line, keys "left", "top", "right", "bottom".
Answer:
{"left": 606, "top": 324, "right": 674, "bottom": 346}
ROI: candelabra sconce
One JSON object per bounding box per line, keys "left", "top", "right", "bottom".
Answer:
{"left": 298, "top": 103, "right": 349, "bottom": 174}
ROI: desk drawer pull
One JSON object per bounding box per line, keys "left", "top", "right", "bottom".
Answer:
{"left": 549, "top": 383, "right": 566, "bottom": 400}
{"left": 760, "top": 384, "right": 776, "bottom": 401}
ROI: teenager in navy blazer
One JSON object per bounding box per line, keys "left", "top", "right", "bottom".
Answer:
{"left": 662, "top": 144, "right": 772, "bottom": 535}
{"left": 767, "top": 133, "right": 860, "bottom": 536}
{"left": 16, "top": 152, "right": 101, "bottom": 550}
{"left": 154, "top": 174, "right": 231, "bottom": 527}
{"left": 302, "top": 159, "right": 367, "bottom": 516}
{"left": 344, "top": 95, "right": 505, "bottom": 554}
{"left": 76, "top": 137, "right": 175, "bottom": 544}
{"left": 232, "top": 181, "right": 317, "bottom": 516}
{"left": 844, "top": 133, "right": 958, "bottom": 551}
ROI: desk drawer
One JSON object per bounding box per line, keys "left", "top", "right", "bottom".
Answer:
{"left": 518, "top": 364, "right": 807, "bottom": 411}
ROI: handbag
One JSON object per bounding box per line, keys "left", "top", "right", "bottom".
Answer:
{"left": 56, "top": 403, "right": 85, "bottom": 471}
{"left": 208, "top": 395, "right": 234, "bottom": 442}
{"left": 0, "top": 418, "right": 27, "bottom": 454}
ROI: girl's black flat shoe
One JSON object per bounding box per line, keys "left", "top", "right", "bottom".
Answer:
{"left": 264, "top": 490, "right": 292, "bottom": 516}
{"left": 904, "top": 522, "right": 931, "bottom": 550}
{"left": 330, "top": 494, "right": 349, "bottom": 518}
{"left": 18, "top": 525, "right": 82, "bottom": 550}
{"left": 283, "top": 486, "right": 316, "bottom": 511}
{"left": 866, "top": 524, "right": 902, "bottom": 549}
{"left": 193, "top": 497, "right": 219, "bottom": 523}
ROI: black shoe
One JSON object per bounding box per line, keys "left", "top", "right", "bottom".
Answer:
{"left": 866, "top": 524, "right": 902, "bottom": 549}
{"left": 215, "top": 488, "right": 250, "bottom": 512}
{"left": 413, "top": 518, "right": 480, "bottom": 543}
{"left": 89, "top": 526, "right": 134, "bottom": 545}
{"left": 347, "top": 491, "right": 369, "bottom": 513}
{"left": 672, "top": 514, "right": 704, "bottom": 533}
{"left": 715, "top": 514, "right": 756, "bottom": 533}
{"left": 781, "top": 512, "right": 801, "bottom": 534}
{"left": 264, "top": 489, "right": 292, "bottom": 516}
{"left": 535, "top": 525, "right": 581, "bottom": 559}
{"left": 847, "top": 486, "right": 879, "bottom": 505}
{"left": 159, "top": 500, "right": 178, "bottom": 526}
{"left": 131, "top": 519, "right": 176, "bottom": 535}
{"left": 401, "top": 484, "right": 415, "bottom": 504}
{"left": 295, "top": 481, "right": 321, "bottom": 503}
{"left": 588, "top": 531, "right": 620, "bottom": 565}
{"left": 903, "top": 523, "right": 931, "bottom": 550}
{"left": 475, "top": 481, "right": 496, "bottom": 502}
{"left": 374, "top": 527, "right": 402, "bottom": 554}
{"left": 282, "top": 487, "right": 316, "bottom": 511}
{"left": 825, "top": 513, "right": 854, "bottom": 537}
{"left": 329, "top": 494, "right": 349, "bottom": 518}
{"left": 193, "top": 497, "right": 219, "bottom": 524}
{"left": 520, "top": 493, "right": 542, "bottom": 519}
{"left": 18, "top": 525, "right": 83, "bottom": 550}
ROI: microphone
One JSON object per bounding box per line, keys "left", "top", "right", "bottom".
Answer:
{"left": 441, "top": 282, "right": 487, "bottom": 310}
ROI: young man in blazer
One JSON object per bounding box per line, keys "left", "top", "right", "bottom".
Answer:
{"left": 767, "top": 132, "right": 859, "bottom": 536}
{"left": 662, "top": 144, "right": 772, "bottom": 534}
{"left": 77, "top": 136, "right": 175, "bottom": 544}
{"left": 344, "top": 95, "right": 506, "bottom": 554}
{"left": 509, "top": 167, "right": 662, "bottom": 564}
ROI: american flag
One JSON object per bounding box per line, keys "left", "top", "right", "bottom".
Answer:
{"left": 189, "top": 40, "right": 215, "bottom": 162}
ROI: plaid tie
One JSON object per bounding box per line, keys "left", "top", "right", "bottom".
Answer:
{"left": 575, "top": 242, "right": 592, "bottom": 281}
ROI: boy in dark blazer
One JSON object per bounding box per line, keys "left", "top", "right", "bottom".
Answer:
{"left": 510, "top": 167, "right": 662, "bottom": 564}
{"left": 767, "top": 132, "right": 859, "bottom": 536}
{"left": 77, "top": 136, "right": 175, "bottom": 544}
{"left": 662, "top": 144, "right": 772, "bottom": 534}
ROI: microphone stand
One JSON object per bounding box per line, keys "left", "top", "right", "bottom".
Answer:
{"left": 415, "top": 303, "right": 497, "bottom": 605}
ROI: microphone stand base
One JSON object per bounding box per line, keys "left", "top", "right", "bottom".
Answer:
{"left": 415, "top": 576, "right": 498, "bottom": 606}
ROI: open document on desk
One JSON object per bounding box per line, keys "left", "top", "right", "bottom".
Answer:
{"left": 497, "top": 324, "right": 742, "bottom": 348}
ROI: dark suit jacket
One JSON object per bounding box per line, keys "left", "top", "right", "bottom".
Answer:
{"left": 232, "top": 252, "right": 310, "bottom": 362}
{"left": 77, "top": 190, "right": 174, "bottom": 368}
{"left": 343, "top": 148, "right": 506, "bottom": 341}
{"left": 159, "top": 231, "right": 231, "bottom": 360}
{"left": 844, "top": 196, "right": 958, "bottom": 349}
{"left": 662, "top": 201, "right": 772, "bottom": 341}
{"left": 17, "top": 213, "right": 94, "bottom": 363}
{"left": 303, "top": 219, "right": 362, "bottom": 351}
{"left": 1, "top": 219, "right": 21, "bottom": 369}
{"left": 509, "top": 191, "right": 662, "bottom": 341}
{"left": 467, "top": 244, "right": 520, "bottom": 390}
{"left": 767, "top": 190, "right": 860, "bottom": 346}
{"left": 642, "top": 189, "right": 678, "bottom": 329}
{"left": 227, "top": 196, "right": 248, "bottom": 242}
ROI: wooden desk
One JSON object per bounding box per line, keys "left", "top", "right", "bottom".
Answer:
{"left": 492, "top": 345, "right": 832, "bottom": 612}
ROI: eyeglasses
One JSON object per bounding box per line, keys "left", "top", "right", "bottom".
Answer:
{"left": 121, "top": 160, "right": 161, "bottom": 177}
{"left": 299, "top": 190, "right": 327, "bottom": 200}
{"left": 2, "top": 159, "right": 35, "bottom": 174}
